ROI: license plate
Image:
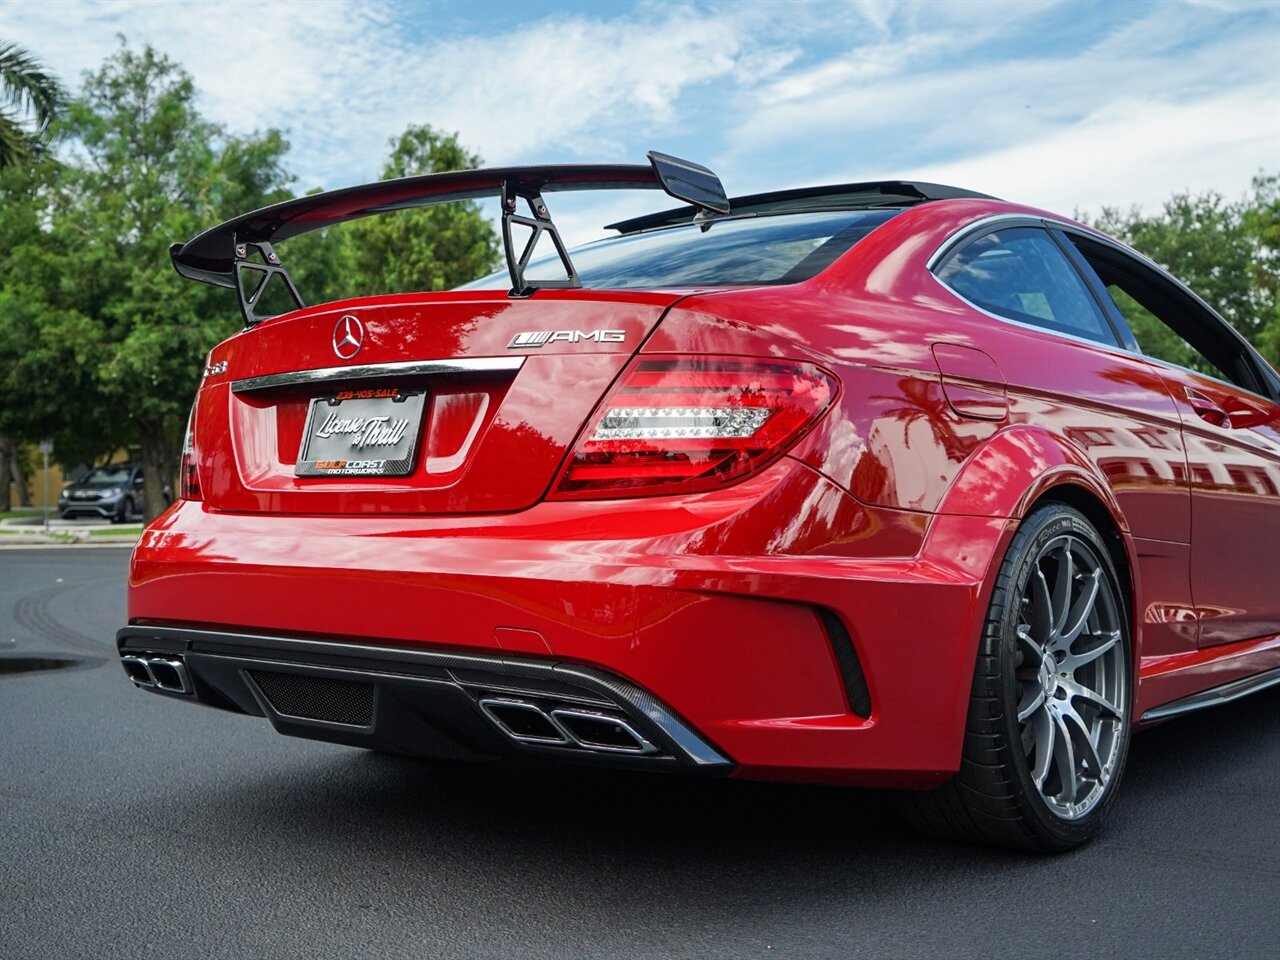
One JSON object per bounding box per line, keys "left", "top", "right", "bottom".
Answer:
{"left": 296, "top": 387, "right": 426, "bottom": 477}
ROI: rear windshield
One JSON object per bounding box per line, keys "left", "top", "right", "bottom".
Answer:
{"left": 460, "top": 209, "right": 900, "bottom": 290}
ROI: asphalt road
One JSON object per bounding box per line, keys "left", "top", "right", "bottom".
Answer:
{"left": 2, "top": 547, "right": 1277, "bottom": 960}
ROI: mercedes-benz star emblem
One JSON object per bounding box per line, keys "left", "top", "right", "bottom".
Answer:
{"left": 332, "top": 315, "right": 364, "bottom": 359}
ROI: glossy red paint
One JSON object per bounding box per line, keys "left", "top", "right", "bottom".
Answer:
{"left": 128, "top": 192, "right": 1280, "bottom": 787}
{"left": 1153, "top": 365, "right": 1280, "bottom": 646}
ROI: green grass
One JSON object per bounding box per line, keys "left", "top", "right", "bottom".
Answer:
{"left": 0, "top": 508, "right": 43, "bottom": 520}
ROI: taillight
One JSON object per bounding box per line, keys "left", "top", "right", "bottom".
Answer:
{"left": 180, "top": 402, "right": 202, "bottom": 501}
{"left": 551, "top": 356, "right": 837, "bottom": 499}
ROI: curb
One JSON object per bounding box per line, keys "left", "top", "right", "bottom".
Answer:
{"left": 0, "top": 542, "right": 137, "bottom": 549}
{"left": 0, "top": 535, "right": 140, "bottom": 548}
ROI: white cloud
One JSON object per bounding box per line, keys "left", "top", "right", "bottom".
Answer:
{"left": 8, "top": 0, "right": 763, "bottom": 188}
{"left": 718, "top": 1, "right": 1279, "bottom": 212}
{"left": 371, "top": 8, "right": 751, "bottom": 166}
{"left": 7, "top": 0, "right": 402, "bottom": 184}
{"left": 5, "top": 0, "right": 1277, "bottom": 238}
{"left": 904, "top": 86, "right": 1279, "bottom": 216}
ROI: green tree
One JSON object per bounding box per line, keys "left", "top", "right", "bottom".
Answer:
{"left": 0, "top": 157, "right": 121, "bottom": 512}
{"left": 2, "top": 42, "right": 293, "bottom": 519}
{"left": 0, "top": 40, "right": 64, "bottom": 167}
{"left": 1242, "top": 174, "right": 1279, "bottom": 363}
{"left": 0, "top": 40, "right": 65, "bottom": 508}
{"left": 1087, "top": 173, "right": 1280, "bottom": 367}
{"left": 339, "top": 125, "right": 499, "bottom": 294}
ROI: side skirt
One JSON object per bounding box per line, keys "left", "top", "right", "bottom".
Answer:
{"left": 1141, "top": 666, "right": 1280, "bottom": 722}
{"left": 1136, "top": 632, "right": 1280, "bottom": 721}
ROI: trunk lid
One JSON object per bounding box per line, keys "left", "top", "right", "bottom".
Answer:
{"left": 194, "top": 289, "right": 681, "bottom": 515}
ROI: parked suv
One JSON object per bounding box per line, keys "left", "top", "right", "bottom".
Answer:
{"left": 58, "top": 462, "right": 150, "bottom": 522}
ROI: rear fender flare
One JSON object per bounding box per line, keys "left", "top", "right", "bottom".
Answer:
{"left": 936, "top": 425, "right": 1127, "bottom": 531}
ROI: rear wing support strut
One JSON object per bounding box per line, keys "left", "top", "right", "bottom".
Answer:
{"left": 500, "top": 182, "right": 581, "bottom": 299}
{"left": 232, "top": 240, "right": 305, "bottom": 327}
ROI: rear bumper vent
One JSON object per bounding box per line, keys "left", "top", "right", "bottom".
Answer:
{"left": 248, "top": 670, "right": 375, "bottom": 727}
{"left": 816, "top": 608, "right": 872, "bottom": 719}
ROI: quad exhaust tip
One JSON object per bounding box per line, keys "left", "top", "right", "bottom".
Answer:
{"left": 479, "top": 699, "right": 569, "bottom": 745}
{"left": 121, "top": 654, "right": 193, "bottom": 695}
{"left": 479, "top": 697, "right": 658, "bottom": 755}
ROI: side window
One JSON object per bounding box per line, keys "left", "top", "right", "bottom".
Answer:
{"left": 1106, "top": 283, "right": 1226, "bottom": 379}
{"left": 1066, "top": 234, "right": 1257, "bottom": 391}
{"left": 935, "top": 227, "right": 1118, "bottom": 346}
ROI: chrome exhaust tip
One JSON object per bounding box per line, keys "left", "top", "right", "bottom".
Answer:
{"left": 121, "top": 653, "right": 193, "bottom": 694}
{"left": 478, "top": 698, "right": 569, "bottom": 745}
{"left": 550, "top": 709, "right": 657, "bottom": 754}
{"left": 121, "top": 655, "right": 156, "bottom": 687}
{"left": 146, "top": 657, "right": 193, "bottom": 694}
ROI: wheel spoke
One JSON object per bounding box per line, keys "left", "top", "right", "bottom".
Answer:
{"left": 1030, "top": 568, "right": 1053, "bottom": 642}
{"left": 1061, "top": 703, "right": 1103, "bottom": 782}
{"left": 1050, "top": 542, "right": 1074, "bottom": 639}
{"left": 1017, "top": 685, "right": 1046, "bottom": 723}
{"left": 1031, "top": 707, "right": 1054, "bottom": 789}
{"left": 1016, "top": 624, "right": 1046, "bottom": 661}
{"left": 1060, "top": 567, "right": 1102, "bottom": 645}
{"left": 1063, "top": 677, "right": 1122, "bottom": 720}
{"left": 1049, "top": 708, "right": 1080, "bottom": 803}
{"left": 1063, "top": 629, "right": 1120, "bottom": 674}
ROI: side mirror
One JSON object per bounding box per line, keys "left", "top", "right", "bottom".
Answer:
{"left": 133, "top": 476, "right": 145, "bottom": 488}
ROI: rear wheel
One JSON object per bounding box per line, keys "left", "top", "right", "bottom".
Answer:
{"left": 912, "top": 503, "right": 1132, "bottom": 852}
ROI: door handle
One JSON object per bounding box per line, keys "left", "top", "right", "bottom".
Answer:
{"left": 1185, "top": 388, "right": 1231, "bottom": 428}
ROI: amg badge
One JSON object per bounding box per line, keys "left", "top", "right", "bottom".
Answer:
{"left": 508, "top": 330, "right": 626, "bottom": 349}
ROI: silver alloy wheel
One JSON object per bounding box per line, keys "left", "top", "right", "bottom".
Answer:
{"left": 1015, "top": 533, "right": 1126, "bottom": 821}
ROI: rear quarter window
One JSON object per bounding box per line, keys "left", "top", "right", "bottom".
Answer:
{"left": 935, "top": 227, "right": 1118, "bottom": 346}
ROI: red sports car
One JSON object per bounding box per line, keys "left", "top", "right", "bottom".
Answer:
{"left": 119, "top": 153, "right": 1280, "bottom": 852}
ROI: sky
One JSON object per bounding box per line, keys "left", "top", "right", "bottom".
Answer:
{"left": 5, "top": 0, "right": 1279, "bottom": 244}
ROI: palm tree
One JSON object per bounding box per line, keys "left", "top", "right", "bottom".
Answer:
{"left": 0, "top": 40, "right": 64, "bottom": 167}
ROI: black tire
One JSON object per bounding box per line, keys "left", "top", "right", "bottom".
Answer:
{"left": 112, "top": 496, "right": 133, "bottom": 524}
{"left": 910, "top": 503, "right": 1133, "bottom": 852}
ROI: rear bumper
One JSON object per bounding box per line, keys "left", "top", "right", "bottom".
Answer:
{"left": 117, "top": 626, "right": 730, "bottom": 771}
{"left": 126, "top": 459, "right": 1012, "bottom": 787}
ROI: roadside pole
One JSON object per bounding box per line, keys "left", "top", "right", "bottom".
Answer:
{"left": 39, "top": 438, "right": 53, "bottom": 532}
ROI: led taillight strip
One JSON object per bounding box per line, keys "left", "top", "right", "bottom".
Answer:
{"left": 591, "top": 406, "right": 773, "bottom": 442}
{"left": 552, "top": 356, "right": 837, "bottom": 499}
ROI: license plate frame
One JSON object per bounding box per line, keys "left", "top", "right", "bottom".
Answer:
{"left": 296, "top": 387, "right": 426, "bottom": 478}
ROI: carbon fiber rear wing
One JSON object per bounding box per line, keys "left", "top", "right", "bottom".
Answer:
{"left": 169, "top": 151, "right": 729, "bottom": 326}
